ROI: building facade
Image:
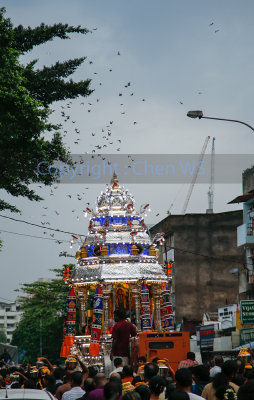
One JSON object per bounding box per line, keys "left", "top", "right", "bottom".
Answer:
{"left": 230, "top": 166, "right": 254, "bottom": 298}
{"left": 0, "top": 301, "right": 22, "bottom": 343}
{"left": 150, "top": 211, "right": 245, "bottom": 322}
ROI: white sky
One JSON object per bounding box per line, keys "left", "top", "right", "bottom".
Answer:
{"left": 1, "top": 0, "right": 254, "bottom": 301}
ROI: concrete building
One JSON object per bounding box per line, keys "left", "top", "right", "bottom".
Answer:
{"left": 150, "top": 211, "right": 245, "bottom": 322}
{"left": 0, "top": 301, "right": 22, "bottom": 343}
{"left": 229, "top": 166, "right": 254, "bottom": 299}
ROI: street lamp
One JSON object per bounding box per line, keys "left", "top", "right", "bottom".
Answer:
{"left": 187, "top": 110, "right": 254, "bottom": 132}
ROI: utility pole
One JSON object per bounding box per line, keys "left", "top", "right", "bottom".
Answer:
{"left": 40, "top": 316, "right": 42, "bottom": 357}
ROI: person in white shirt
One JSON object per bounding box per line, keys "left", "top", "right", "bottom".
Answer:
{"left": 109, "top": 357, "right": 123, "bottom": 377}
{"left": 209, "top": 355, "right": 224, "bottom": 378}
{"left": 175, "top": 368, "right": 203, "bottom": 400}
{"left": 62, "top": 371, "right": 85, "bottom": 400}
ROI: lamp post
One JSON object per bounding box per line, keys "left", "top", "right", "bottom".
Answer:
{"left": 187, "top": 110, "right": 254, "bottom": 132}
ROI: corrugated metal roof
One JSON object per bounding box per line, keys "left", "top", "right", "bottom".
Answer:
{"left": 228, "top": 193, "right": 254, "bottom": 204}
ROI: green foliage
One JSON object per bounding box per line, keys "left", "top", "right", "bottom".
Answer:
{"left": 0, "top": 328, "right": 7, "bottom": 343}
{"left": 13, "top": 22, "right": 90, "bottom": 53}
{"left": 11, "top": 267, "right": 74, "bottom": 364}
{"left": 23, "top": 57, "right": 92, "bottom": 107}
{"left": 0, "top": 8, "right": 92, "bottom": 212}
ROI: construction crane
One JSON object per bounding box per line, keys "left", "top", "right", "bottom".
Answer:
{"left": 182, "top": 136, "right": 210, "bottom": 214}
{"left": 207, "top": 137, "right": 215, "bottom": 214}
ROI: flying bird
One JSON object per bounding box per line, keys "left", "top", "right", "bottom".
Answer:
{"left": 117, "top": 51, "right": 121, "bottom": 55}
{"left": 209, "top": 22, "right": 214, "bottom": 26}
{"left": 215, "top": 30, "right": 220, "bottom": 33}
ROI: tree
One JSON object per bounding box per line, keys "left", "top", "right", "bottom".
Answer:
{"left": 0, "top": 328, "right": 7, "bottom": 343}
{"left": 0, "top": 8, "right": 92, "bottom": 212}
{"left": 11, "top": 267, "right": 74, "bottom": 364}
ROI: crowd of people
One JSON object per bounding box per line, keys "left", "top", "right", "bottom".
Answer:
{"left": 1, "top": 348, "right": 254, "bottom": 400}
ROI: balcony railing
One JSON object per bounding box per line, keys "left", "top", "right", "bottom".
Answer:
{"left": 237, "top": 224, "right": 254, "bottom": 247}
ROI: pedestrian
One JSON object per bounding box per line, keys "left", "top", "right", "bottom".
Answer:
{"left": 104, "top": 378, "right": 122, "bottom": 400}
{"left": 54, "top": 367, "right": 64, "bottom": 388}
{"left": 215, "top": 385, "right": 237, "bottom": 400}
{"left": 169, "top": 390, "right": 189, "bottom": 400}
{"left": 192, "top": 365, "right": 210, "bottom": 395}
{"left": 209, "top": 356, "right": 224, "bottom": 378}
{"left": 144, "top": 362, "right": 159, "bottom": 383}
{"left": 122, "top": 392, "right": 141, "bottom": 400}
{"left": 134, "top": 384, "right": 151, "bottom": 400}
{"left": 202, "top": 360, "right": 239, "bottom": 400}
{"left": 121, "top": 366, "right": 134, "bottom": 384}
{"left": 136, "top": 356, "right": 146, "bottom": 377}
{"left": 77, "top": 378, "right": 96, "bottom": 400}
{"left": 0, "top": 349, "right": 11, "bottom": 364}
{"left": 178, "top": 352, "right": 198, "bottom": 369}
{"left": 62, "top": 372, "right": 85, "bottom": 400}
{"left": 43, "top": 374, "right": 56, "bottom": 395}
{"left": 86, "top": 372, "right": 107, "bottom": 400}
{"left": 149, "top": 375, "right": 166, "bottom": 400}
{"left": 110, "top": 310, "right": 137, "bottom": 365}
{"left": 55, "top": 370, "right": 72, "bottom": 400}
{"left": 175, "top": 368, "right": 203, "bottom": 399}
{"left": 109, "top": 357, "right": 123, "bottom": 377}
{"left": 237, "top": 379, "right": 254, "bottom": 400}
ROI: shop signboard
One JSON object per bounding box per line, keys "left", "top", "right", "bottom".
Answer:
{"left": 240, "top": 327, "right": 254, "bottom": 345}
{"left": 240, "top": 300, "right": 254, "bottom": 325}
{"left": 196, "top": 325, "right": 215, "bottom": 348}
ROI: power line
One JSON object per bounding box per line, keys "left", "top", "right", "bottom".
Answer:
{"left": 0, "top": 229, "right": 69, "bottom": 243}
{"left": 0, "top": 214, "right": 85, "bottom": 237}
{"left": 0, "top": 215, "right": 245, "bottom": 267}
{"left": 172, "top": 246, "right": 245, "bottom": 267}
{"left": 0, "top": 296, "right": 15, "bottom": 303}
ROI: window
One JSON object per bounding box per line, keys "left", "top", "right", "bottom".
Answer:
{"left": 7, "top": 316, "right": 15, "bottom": 319}
{"left": 149, "top": 341, "right": 174, "bottom": 349}
{"left": 5, "top": 308, "right": 10, "bottom": 312}
{"left": 0, "top": 316, "right": 4, "bottom": 319}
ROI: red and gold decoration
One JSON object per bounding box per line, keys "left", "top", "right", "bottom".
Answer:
{"left": 89, "top": 285, "right": 103, "bottom": 356}
{"left": 141, "top": 283, "right": 152, "bottom": 331}
{"left": 60, "top": 287, "right": 76, "bottom": 357}
{"left": 161, "top": 284, "right": 173, "bottom": 330}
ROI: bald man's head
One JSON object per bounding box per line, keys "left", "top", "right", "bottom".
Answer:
{"left": 94, "top": 373, "right": 107, "bottom": 388}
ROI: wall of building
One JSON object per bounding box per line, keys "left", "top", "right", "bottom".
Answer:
{"left": 243, "top": 166, "right": 254, "bottom": 194}
{"left": 0, "top": 302, "right": 22, "bottom": 343}
{"left": 150, "top": 211, "right": 245, "bottom": 322}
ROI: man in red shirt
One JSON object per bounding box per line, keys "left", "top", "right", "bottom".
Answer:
{"left": 110, "top": 310, "right": 137, "bottom": 365}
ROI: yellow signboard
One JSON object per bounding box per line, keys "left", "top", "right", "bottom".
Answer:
{"left": 236, "top": 310, "right": 254, "bottom": 330}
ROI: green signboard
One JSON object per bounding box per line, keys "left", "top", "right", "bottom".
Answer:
{"left": 240, "top": 300, "right": 254, "bottom": 325}
{"left": 240, "top": 327, "right": 254, "bottom": 345}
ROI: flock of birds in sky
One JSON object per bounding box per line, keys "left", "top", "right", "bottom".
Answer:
{"left": 27, "top": 22, "right": 221, "bottom": 254}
